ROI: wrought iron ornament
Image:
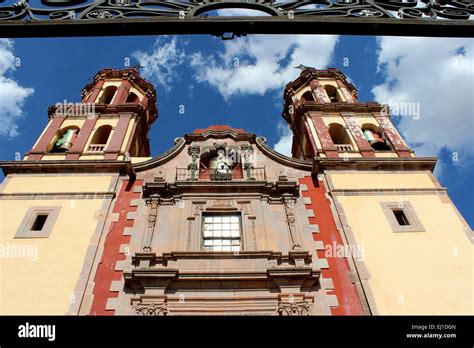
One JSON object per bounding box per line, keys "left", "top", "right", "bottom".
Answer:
{"left": 0, "top": 0, "right": 473, "bottom": 37}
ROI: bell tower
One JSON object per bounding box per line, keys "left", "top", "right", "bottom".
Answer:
{"left": 26, "top": 68, "right": 157, "bottom": 161}
{"left": 282, "top": 68, "right": 411, "bottom": 161}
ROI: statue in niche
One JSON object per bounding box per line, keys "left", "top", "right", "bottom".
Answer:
{"left": 210, "top": 149, "right": 233, "bottom": 181}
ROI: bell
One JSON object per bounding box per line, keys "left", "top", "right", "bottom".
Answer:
{"left": 55, "top": 128, "right": 76, "bottom": 151}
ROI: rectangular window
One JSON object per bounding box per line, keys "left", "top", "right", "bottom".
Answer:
{"left": 15, "top": 206, "right": 61, "bottom": 238}
{"left": 202, "top": 214, "right": 242, "bottom": 251}
{"left": 393, "top": 209, "right": 409, "bottom": 226}
{"left": 31, "top": 214, "right": 49, "bottom": 231}
{"left": 380, "top": 202, "right": 425, "bottom": 233}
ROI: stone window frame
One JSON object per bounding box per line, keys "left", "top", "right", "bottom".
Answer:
{"left": 200, "top": 212, "right": 244, "bottom": 251}
{"left": 14, "top": 206, "right": 61, "bottom": 238}
{"left": 380, "top": 201, "right": 425, "bottom": 233}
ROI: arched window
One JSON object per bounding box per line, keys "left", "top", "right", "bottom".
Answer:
{"left": 48, "top": 126, "right": 80, "bottom": 153}
{"left": 126, "top": 92, "right": 140, "bottom": 103}
{"left": 90, "top": 125, "right": 112, "bottom": 145}
{"left": 361, "top": 123, "right": 390, "bottom": 150}
{"left": 99, "top": 86, "right": 117, "bottom": 104}
{"left": 328, "top": 123, "right": 353, "bottom": 151}
{"left": 324, "top": 85, "right": 341, "bottom": 103}
{"left": 301, "top": 91, "right": 315, "bottom": 102}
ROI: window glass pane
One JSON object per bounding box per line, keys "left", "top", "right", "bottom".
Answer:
{"left": 202, "top": 214, "right": 242, "bottom": 251}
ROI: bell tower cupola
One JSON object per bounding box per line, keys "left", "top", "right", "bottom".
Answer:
{"left": 27, "top": 68, "right": 157, "bottom": 161}
{"left": 282, "top": 67, "right": 412, "bottom": 161}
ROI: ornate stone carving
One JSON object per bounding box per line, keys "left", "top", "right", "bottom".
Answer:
{"left": 134, "top": 303, "right": 168, "bottom": 316}
{"left": 283, "top": 198, "right": 302, "bottom": 251}
{"left": 187, "top": 145, "right": 201, "bottom": 180}
{"left": 277, "top": 301, "right": 312, "bottom": 316}
{"left": 141, "top": 197, "right": 159, "bottom": 252}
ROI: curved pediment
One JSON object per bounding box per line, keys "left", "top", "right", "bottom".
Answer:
{"left": 132, "top": 126, "right": 312, "bottom": 174}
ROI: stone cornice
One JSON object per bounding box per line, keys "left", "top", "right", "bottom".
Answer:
{"left": 184, "top": 129, "right": 256, "bottom": 142}
{"left": 143, "top": 179, "right": 300, "bottom": 201}
{"left": 0, "top": 160, "right": 135, "bottom": 177}
{"left": 314, "top": 157, "right": 437, "bottom": 172}
{"left": 284, "top": 68, "right": 357, "bottom": 96}
{"left": 81, "top": 68, "right": 156, "bottom": 98}
{"left": 125, "top": 250, "right": 320, "bottom": 289}
{"left": 47, "top": 103, "right": 157, "bottom": 124}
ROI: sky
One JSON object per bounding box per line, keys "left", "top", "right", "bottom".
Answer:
{"left": 0, "top": 30, "right": 473, "bottom": 228}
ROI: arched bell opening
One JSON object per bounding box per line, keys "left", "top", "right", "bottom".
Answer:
{"left": 301, "top": 90, "right": 316, "bottom": 102}
{"left": 125, "top": 92, "right": 140, "bottom": 103}
{"left": 361, "top": 123, "right": 391, "bottom": 151}
{"left": 324, "top": 85, "right": 342, "bottom": 103}
{"left": 47, "top": 126, "right": 80, "bottom": 153}
{"left": 99, "top": 86, "right": 117, "bottom": 104}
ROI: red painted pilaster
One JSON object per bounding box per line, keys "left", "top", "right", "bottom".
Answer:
{"left": 342, "top": 114, "right": 375, "bottom": 158}
{"left": 85, "top": 79, "right": 105, "bottom": 103}
{"left": 300, "top": 176, "right": 365, "bottom": 315}
{"left": 374, "top": 113, "right": 411, "bottom": 157}
{"left": 112, "top": 80, "right": 132, "bottom": 105}
{"left": 90, "top": 179, "right": 143, "bottom": 315}
{"left": 65, "top": 116, "right": 98, "bottom": 160}
{"left": 336, "top": 79, "right": 355, "bottom": 103}
{"left": 310, "top": 114, "right": 339, "bottom": 158}
{"left": 310, "top": 80, "right": 331, "bottom": 103}
{"left": 104, "top": 113, "right": 132, "bottom": 160}
{"left": 28, "top": 116, "right": 66, "bottom": 160}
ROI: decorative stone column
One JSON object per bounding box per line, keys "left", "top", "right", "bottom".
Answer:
{"left": 187, "top": 145, "right": 201, "bottom": 180}
{"left": 283, "top": 196, "right": 302, "bottom": 251}
{"left": 141, "top": 196, "right": 159, "bottom": 252}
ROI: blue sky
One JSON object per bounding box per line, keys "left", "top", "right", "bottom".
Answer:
{"left": 0, "top": 34, "right": 472, "bottom": 228}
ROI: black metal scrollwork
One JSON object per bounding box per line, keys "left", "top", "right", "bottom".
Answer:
{"left": 0, "top": 0, "right": 472, "bottom": 37}
{"left": 1, "top": 0, "right": 473, "bottom": 22}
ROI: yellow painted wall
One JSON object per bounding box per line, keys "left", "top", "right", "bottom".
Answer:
{"left": 2, "top": 174, "right": 114, "bottom": 194}
{"left": 328, "top": 172, "right": 473, "bottom": 314}
{"left": 0, "top": 198, "right": 105, "bottom": 314}
{"left": 0, "top": 174, "right": 117, "bottom": 314}
{"left": 329, "top": 172, "right": 438, "bottom": 190}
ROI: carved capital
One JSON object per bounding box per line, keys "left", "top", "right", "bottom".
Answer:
{"left": 277, "top": 301, "right": 311, "bottom": 316}
{"left": 134, "top": 303, "right": 168, "bottom": 316}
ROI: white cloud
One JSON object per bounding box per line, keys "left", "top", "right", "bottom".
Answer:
{"left": 134, "top": 35, "right": 339, "bottom": 156}
{"left": 189, "top": 35, "right": 339, "bottom": 100}
{"left": 132, "top": 37, "right": 186, "bottom": 93}
{"left": 0, "top": 39, "right": 34, "bottom": 139}
{"left": 273, "top": 121, "right": 293, "bottom": 157}
{"left": 372, "top": 37, "right": 474, "bottom": 175}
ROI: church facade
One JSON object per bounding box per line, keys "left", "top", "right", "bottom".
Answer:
{"left": 0, "top": 68, "right": 472, "bottom": 315}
